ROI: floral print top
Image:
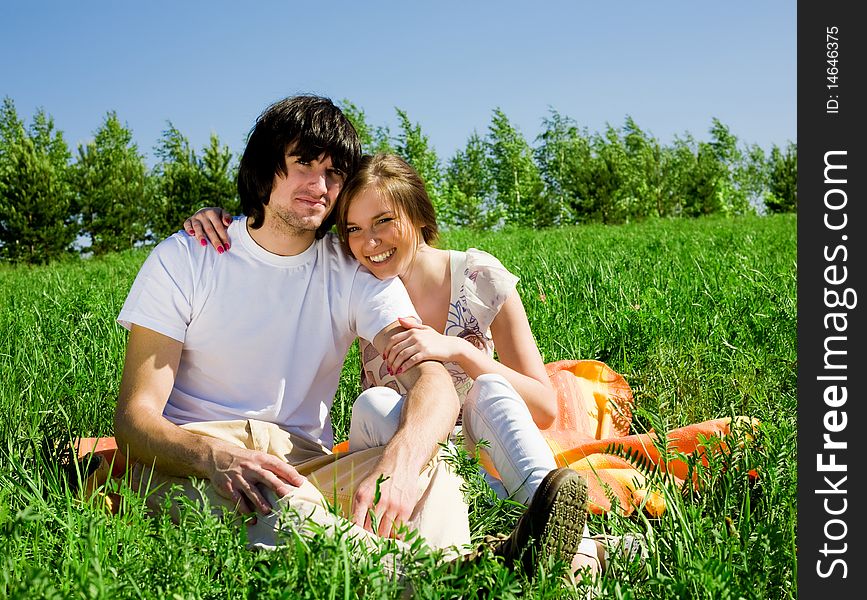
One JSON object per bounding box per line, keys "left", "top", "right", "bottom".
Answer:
{"left": 359, "top": 248, "right": 519, "bottom": 408}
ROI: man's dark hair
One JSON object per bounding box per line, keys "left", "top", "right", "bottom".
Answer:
{"left": 237, "top": 95, "right": 361, "bottom": 236}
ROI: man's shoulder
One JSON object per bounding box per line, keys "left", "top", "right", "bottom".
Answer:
{"left": 315, "top": 232, "right": 360, "bottom": 270}
{"left": 145, "top": 230, "right": 197, "bottom": 264}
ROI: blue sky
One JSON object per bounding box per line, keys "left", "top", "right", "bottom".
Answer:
{"left": 2, "top": 1, "right": 796, "bottom": 166}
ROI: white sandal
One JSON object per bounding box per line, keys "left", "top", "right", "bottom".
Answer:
{"left": 590, "top": 533, "right": 649, "bottom": 575}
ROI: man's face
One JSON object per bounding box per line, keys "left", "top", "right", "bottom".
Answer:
{"left": 265, "top": 149, "right": 346, "bottom": 235}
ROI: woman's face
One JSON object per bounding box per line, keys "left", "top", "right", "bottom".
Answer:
{"left": 344, "top": 187, "right": 418, "bottom": 280}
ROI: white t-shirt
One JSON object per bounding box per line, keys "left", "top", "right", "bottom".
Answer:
{"left": 118, "top": 217, "right": 417, "bottom": 447}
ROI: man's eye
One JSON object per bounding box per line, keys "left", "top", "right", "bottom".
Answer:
{"left": 329, "top": 169, "right": 344, "bottom": 178}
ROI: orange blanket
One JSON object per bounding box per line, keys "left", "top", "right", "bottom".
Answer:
{"left": 533, "top": 360, "right": 757, "bottom": 516}
{"left": 79, "top": 361, "right": 755, "bottom": 517}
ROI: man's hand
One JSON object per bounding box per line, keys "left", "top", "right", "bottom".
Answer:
{"left": 357, "top": 323, "right": 461, "bottom": 539}
{"left": 350, "top": 459, "right": 420, "bottom": 539}
{"left": 207, "top": 444, "right": 306, "bottom": 515}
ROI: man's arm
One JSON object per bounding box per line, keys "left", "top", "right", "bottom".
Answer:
{"left": 114, "top": 324, "right": 305, "bottom": 514}
{"left": 350, "top": 321, "right": 460, "bottom": 538}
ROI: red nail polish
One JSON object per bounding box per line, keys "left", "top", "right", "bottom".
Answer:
{"left": 187, "top": 230, "right": 194, "bottom": 236}
{"left": 387, "top": 367, "right": 393, "bottom": 376}
{"left": 224, "top": 242, "right": 231, "bottom": 251}
{"left": 396, "top": 368, "right": 403, "bottom": 375}
{"left": 217, "top": 246, "right": 224, "bottom": 254}
{"left": 200, "top": 239, "right": 207, "bottom": 246}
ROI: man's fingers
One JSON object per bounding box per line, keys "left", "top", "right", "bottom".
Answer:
{"left": 265, "top": 459, "right": 306, "bottom": 488}
{"left": 350, "top": 498, "right": 368, "bottom": 529}
{"left": 258, "top": 470, "right": 298, "bottom": 499}
{"left": 376, "top": 503, "right": 412, "bottom": 539}
{"left": 236, "top": 479, "right": 273, "bottom": 514}
{"left": 220, "top": 481, "right": 253, "bottom": 515}
{"left": 377, "top": 515, "right": 392, "bottom": 539}
{"left": 235, "top": 493, "right": 253, "bottom": 515}
{"left": 351, "top": 485, "right": 376, "bottom": 531}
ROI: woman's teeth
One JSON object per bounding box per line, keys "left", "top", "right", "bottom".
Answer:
{"left": 369, "top": 248, "right": 396, "bottom": 263}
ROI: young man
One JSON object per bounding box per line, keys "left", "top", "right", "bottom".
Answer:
{"left": 114, "top": 95, "right": 587, "bottom": 569}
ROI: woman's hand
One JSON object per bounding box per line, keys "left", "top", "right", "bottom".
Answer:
{"left": 383, "top": 317, "right": 470, "bottom": 375}
{"left": 184, "top": 207, "right": 234, "bottom": 253}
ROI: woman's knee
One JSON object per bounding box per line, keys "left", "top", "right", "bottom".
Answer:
{"left": 352, "top": 386, "right": 402, "bottom": 425}
{"left": 350, "top": 386, "right": 403, "bottom": 432}
{"left": 465, "top": 374, "right": 520, "bottom": 412}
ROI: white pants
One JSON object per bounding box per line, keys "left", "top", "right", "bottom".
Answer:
{"left": 350, "top": 374, "right": 557, "bottom": 506}
{"left": 350, "top": 374, "right": 595, "bottom": 562}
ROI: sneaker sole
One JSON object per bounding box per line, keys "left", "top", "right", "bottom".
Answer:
{"left": 536, "top": 469, "right": 588, "bottom": 564}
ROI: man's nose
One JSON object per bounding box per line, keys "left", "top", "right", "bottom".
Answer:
{"left": 308, "top": 169, "right": 328, "bottom": 195}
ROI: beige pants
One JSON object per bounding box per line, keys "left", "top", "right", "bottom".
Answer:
{"left": 131, "top": 419, "right": 471, "bottom": 559}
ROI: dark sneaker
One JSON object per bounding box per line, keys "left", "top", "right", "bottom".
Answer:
{"left": 492, "top": 467, "right": 588, "bottom": 574}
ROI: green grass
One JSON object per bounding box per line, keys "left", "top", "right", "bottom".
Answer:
{"left": 0, "top": 214, "right": 796, "bottom": 599}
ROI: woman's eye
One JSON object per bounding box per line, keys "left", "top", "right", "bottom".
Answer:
{"left": 377, "top": 217, "right": 393, "bottom": 225}
{"left": 346, "top": 227, "right": 360, "bottom": 234}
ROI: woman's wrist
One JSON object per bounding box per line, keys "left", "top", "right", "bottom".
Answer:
{"left": 451, "top": 337, "right": 486, "bottom": 376}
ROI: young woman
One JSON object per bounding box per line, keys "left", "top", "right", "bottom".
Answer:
{"left": 184, "top": 154, "right": 643, "bottom": 577}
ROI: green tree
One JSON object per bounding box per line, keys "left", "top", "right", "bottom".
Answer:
{"left": 485, "top": 108, "right": 545, "bottom": 227}
{"left": 735, "top": 143, "right": 770, "bottom": 213}
{"left": 708, "top": 118, "right": 753, "bottom": 216}
{"left": 443, "top": 132, "right": 493, "bottom": 228}
{"left": 535, "top": 109, "right": 591, "bottom": 224}
{"left": 150, "top": 123, "right": 203, "bottom": 240}
{"left": 670, "top": 133, "right": 726, "bottom": 218}
{"left": 0, "top": 98, "right": 76, "bottom": 264}
{"left": 394, "top": 108, "right": 445, "bottom": 215}
{"left": 587, "top": 126, "right": 630, "bottom": 224}
{"left": 339, "top": 99, "right": 393, "bottom": 155}
{"left": 200, "top": 132, "right": 238, "bottom": 214}
{"left": 73, "top": 112, "right": 152, "bottom": 254}
{"left": 764, "top": 142, "right": 797, "bottom": 213}
{"left": 621, "top": 116, "right": 680, "bottom": 218}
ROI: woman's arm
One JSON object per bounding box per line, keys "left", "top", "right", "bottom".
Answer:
{"left": 384, "top": 292, "right": 557, "bottom": 428}
{"left": 467, "top": 292, "right": 557, "bottom": 427}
